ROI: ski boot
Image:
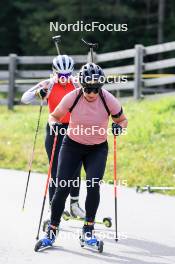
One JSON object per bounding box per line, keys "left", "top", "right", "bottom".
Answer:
{"left": 70, "top": 200, "right": 85, "bottom": 219}
{"left": 79, "top": 222, "right": 104, "bottom": 253}
{"left": 34, "top": 225, "right": 58, "bottom": 252}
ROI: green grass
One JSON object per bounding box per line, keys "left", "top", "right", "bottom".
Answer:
{"left": 0, "top": 92, "right": 7, "bottom": 99}
{"left": 0, "top": 95, "right": 175, "bottom": 194}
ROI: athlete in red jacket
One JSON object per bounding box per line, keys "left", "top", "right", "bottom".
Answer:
{"left": 21, "top": 55, "right": 84, "bottom": 219}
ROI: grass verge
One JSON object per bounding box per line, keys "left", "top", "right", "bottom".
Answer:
{"left": 0, "top": 95, "right": 175, "bottom": 194}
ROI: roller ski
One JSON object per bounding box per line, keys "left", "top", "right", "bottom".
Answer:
{"left": 65, "top": 199, "right": 111, "bottom": 228}
{"left": 34, "top": 225, "right": 58, "bottom": 252}
{"left": 63, "top": 210, "right": 112, "bottom": 228}
{"left": 136, "top": 185, "right": 175, "bottom": 193}
{"left": 79, "top": 222, "right": 104, "bottom": 253}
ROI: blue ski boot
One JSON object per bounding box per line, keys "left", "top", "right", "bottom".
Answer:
{"left": 34, "top": 225, "right": 58, "bottom": 252}
{"left": 79, "top": 222, "right": 104, "bottom": 253}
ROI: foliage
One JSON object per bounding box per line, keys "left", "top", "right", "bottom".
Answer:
{"left": 0, "top": 0, "right": 174, "bottom": 56}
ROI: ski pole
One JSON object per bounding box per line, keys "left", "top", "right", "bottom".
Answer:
{"left": 81, "top": 38, "right": 98, "bottom": 63}
{"left": 36, "top": 130, "right": 58, "bottom": 240}
{"left": 113, "top": 135, "right": 118, "bottom": 242}
{"left": 52, "top": 35, "right": 61, "bottom": 55}
{"left": 22, "top": 100, "right": 43, "bottom": 211}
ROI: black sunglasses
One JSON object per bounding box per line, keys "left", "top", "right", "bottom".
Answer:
{"left": 83, "top": 87, "right": 100, "bottom": 94}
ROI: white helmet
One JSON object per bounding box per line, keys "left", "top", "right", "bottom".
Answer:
{"left": 52, "top": 55, "right": 74, "bottom": 74}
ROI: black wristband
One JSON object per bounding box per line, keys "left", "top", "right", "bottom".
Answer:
{"left": 111, "top": 107, "right": 123, "bottom": 118}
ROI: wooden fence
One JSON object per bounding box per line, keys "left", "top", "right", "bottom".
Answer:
{"left": 1, "top": 41, "right": 175, "bottom": 109}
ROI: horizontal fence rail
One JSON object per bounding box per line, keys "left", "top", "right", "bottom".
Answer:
{"left": 97, "top": 48, "right": 135, "bottom": 62}
{"left": 144, "top": 58, "right": 175, "bottom": 71}
{"left": 144, "top": 76, "right": 175, "bottom": 87}
{"left": 1, "top": 41, "right": 175, "bottom": 109}
{"left": 145, "top": 41, "right": 175, "bottom": 55}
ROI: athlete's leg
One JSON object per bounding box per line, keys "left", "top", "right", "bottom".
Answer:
{"left": 69, "top": 161, "right": 85, "bottom": 218}
{"left": 70, "top": 162, "right": 82, "bottom": 199}
{"left": 45, "top": 123, "right": 68, "bottom": 203}
{"left": 51, "top": 136, "right": 83, "bottom": 226}
{"left": 83, "top": 142, "right": 108, "bottom": 222}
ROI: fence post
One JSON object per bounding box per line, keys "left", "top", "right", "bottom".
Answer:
{"left": 8, "top": 53, "right": 17, "bottom": 110}
{"left": 134, "top": 45, "right": 144, "bottom": 100}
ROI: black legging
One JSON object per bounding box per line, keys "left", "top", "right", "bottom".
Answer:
{"left": 51, "top": 135, "right": 108, "bottom": 226}
{"left": 45, "top": 123, "right": 82, "bottom": 203}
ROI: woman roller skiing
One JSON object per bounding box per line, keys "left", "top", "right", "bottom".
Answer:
{"left": 21, "top": 55, "right": 85, "bottom": 220}
{"left": 35, "top": 62, "right": 128, "bottom": 253}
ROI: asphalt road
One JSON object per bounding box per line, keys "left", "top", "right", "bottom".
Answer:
{"left": 0, "top": 168, "right": 175, "bottom": 264}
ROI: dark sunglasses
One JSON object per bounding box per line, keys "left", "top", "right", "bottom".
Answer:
{"left": 57, "top": 73, "right": 71, "bottom": 78}
{"left": 83, "top": 87, "right": 100, "bottom": 94}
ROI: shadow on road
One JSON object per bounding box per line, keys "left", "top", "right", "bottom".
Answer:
{"left": 119, "top": 237, "right": 175, "bottom": 257}
{"left": 35, "top": 235, "right": 174, "bottom": 264}
{"left": 65, "top": 225, "right": 175, "bottom": 263}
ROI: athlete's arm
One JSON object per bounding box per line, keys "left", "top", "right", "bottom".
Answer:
{"left": 112, "top": 113, "right": 128, "bottom": 128}
{"left": 49, "top": 90, "right": 76, "bottom": 124}
{"left": 21, "top": 79, "right": 53, "bottom": 104}
{"left": 104, "top": 90, "right": 128, "bottom": 128}
{"left": 49, "top": 108, "right": 65, "bottom": 124}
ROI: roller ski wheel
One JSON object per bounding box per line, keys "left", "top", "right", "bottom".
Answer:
{"left": 63, "top": 210, "right": 84, "bottom": 221}
{"left": 34, "top": 238, "right": 54, "bottom": 252}
{"left": 42, "top": 219, "right": 50, "bottom": 232}
{"left": 79, "top": 236, "right": 85, "bottom": 247}
{"left": 34, "top": 240, "right": 43, "bottom": 252}
{"left": 97, "top": 240, "right": 104, "bottom": 253}
{"left": 103, "top": 217, "right": 112, "bottom": 228}
{"left": 43, "top": 211, "right": 72, "bottom": 230}
{"left": 34, "top": 225, "right": 57, "bottom": 252}
{"left": 79, "top": 224, "right": 104, "bottom": 253}
{"left": 79, "top": 235, "right": 104, "bottom": 253}
{"left": 63, "top": 210, "right": 71, "bottom": 221}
